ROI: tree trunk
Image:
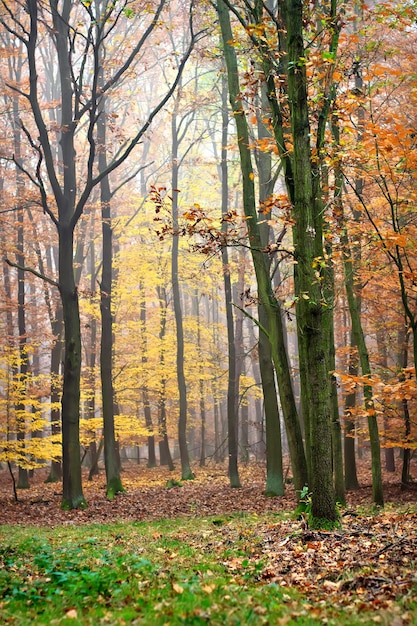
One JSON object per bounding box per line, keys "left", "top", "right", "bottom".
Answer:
{"left": 98, "top": 66, "right": 124, "bottom": 500}
{"left": 14, "top": 94, "right": 29, "bottom": 490}
{"left": 376, "top": 328, "right": 395, "bottom": 473}
{"left": 194, "top": 291, "right": 206, "bottom": 467}
{"left": 234, "top": 254, "right": 246, "bottom": 463}
{"left": 157, "top": 285, "right": 175, "bottom": 471}
{"left": 59, "top": 225, "right": 85, "bottom": 509}
{"left": 140, "top": 284, "right": 156, "bottom": 468}
{"left": 255, "top": 79, "right": 284, "bottom": 496}
{"left": 219, "top": 71, "right": 241, "bottom": 487}
{"left": 171, "top": 104, "right": 193, "bottom": 481}
{"left": 281, "top": 0, "right": 339, "bottom": 522}
{"left": 398, "top": 325, "right": 411, "bottom": 489}
{"left": 340, "top": 225, "right": 384, "bottom": 506}
{"left": 85, "top": 235, "right": 99, "bottom": 478}
{"left": 217, "top": 0, "right": 307, "bottom": 495}
{"left": 344, "top": 328, "right": 360, "bottom": 490}
{"left": 46, "top": 306, "right": 64, "bottom": 483}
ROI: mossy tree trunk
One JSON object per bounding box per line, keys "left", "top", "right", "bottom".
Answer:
{"left": 255, "top": 82, "right": 284, "bottom": 497}
{"left": 281, "top": 0, "right": 338, "bottom": 522}
{"left": 217, "top": 0, "right": 307, "bottom": 495}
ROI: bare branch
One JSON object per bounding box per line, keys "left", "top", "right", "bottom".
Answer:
{"left": 4, "top": 257, "right": 59, "bottom": 288}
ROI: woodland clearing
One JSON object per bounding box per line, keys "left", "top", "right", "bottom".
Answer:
{"left": 0, "top": 461, "right": 416, "bottom": 624}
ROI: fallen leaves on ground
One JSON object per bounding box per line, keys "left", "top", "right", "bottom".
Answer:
{"left": 0, "top": 460, "right": 416, "bottom": 622}
{"left": 256, "top": 511, "right": 417, "bottom": 616}
{"left": 0, "top": 459, "right": 415, "bottom": 527}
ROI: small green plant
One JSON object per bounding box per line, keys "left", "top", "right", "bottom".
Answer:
{"left": 295, "top": 485, "right": 312, "bottom": 519}
{"left": 295, "top": 486, "right": 341, "bottom": 530}
{"left": 166, "top": 478, "right": 182, "bottom": 489}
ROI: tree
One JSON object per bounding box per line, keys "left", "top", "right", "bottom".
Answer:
{"left": 217, "top": 0, "right": 308, "bottom": 499}
{"left": 219, "top": 70, "right": 241, "bottom": 487}
{"left": 0, "top": 0, "right": 202, "bottom": 508}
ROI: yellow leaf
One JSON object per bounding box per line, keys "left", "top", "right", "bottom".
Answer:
{"left": 65, "top": 609, "right": 78, "bottom": 619}
{"left": 172, "top": 583, "right": 184, "bottom": 594}
{"left": 202, "top": 583, "right": 216, "bottom": 594}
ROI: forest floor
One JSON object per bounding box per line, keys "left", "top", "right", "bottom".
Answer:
{"left": 0, "top": 459, "right": 416, "bottom": 624}
{"left": 0, "top": 456, "right": 415, "bottom": 526}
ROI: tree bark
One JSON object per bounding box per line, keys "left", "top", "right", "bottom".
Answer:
{"left": 219, "top": 71, "right": 241, "bottom": 487}
{"left": 218, "top": 0, "right": 307, "bottom": 495}
{"left": 140, "top": 284, "right": 156, "bottom": 468}
{"left": 157, "top": 286, "right": 175, "bottom": 471}
{"left": 171, "top": 100, "right": 193, "bottom": 481}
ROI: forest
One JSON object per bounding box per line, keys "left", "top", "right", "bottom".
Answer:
{"left": 0, "top": 0, "right": 416, "bottom": 516}
{"left": 1, "top": 0, "right": 417, "bottom": 623}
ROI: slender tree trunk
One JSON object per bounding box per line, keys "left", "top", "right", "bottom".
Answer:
{"left": 157, "top": 285, "right": 175, "bottom": 471}
{"left": 97, "top": 65, "right": 124, "bottom": 500}
{"left": 323, "top": 172, "right": 345, "bottom": 504}
{"left": 331, "top": 100, "right": 383, "bottom": 506}
{"left": 194, "top": 291, "right": 206, "bottom": 467}
{"left": 86, "top": 235, "right": 99, "bottom": 478}
{"left": 219, "top": 71, "right": 241, "bottom": 487}
{"left": 46, "top": 307, "right": 64, "bottom": 483}
{"left": 234, "top": 254, "right": 246, "bottom": 463}
{"left": 140, "top": 284, "right": 156, "bottom": 468}
{"left": 171, "top": 103, "right": 193, "bottom": 481}
{"left": 218, "top": 0, "right": 307, "bottom": 495}
{"left": 376, "top": 328, "right": 395, "bottom": 473}
{"left": 255, "top": 79, "right": 284, "bottom": 496}
{"left": 344, "top": 328, "right": 360, "bottom": 490}
{"left": 340, "top": 225, "right": 384, "bottom": 506}
{"left": 398, "top": 324, "right": 411, "bottom": 488}
{"left": 14, "top": 98, "right": 29, "bottom": 490}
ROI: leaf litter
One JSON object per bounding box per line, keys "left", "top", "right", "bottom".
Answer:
{"left": 0, "top": 461, "right": 416, "bottom": 622}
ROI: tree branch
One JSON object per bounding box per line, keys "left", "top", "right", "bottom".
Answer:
{"left": 4, "top": 258, "right": 59, "bottom": 288}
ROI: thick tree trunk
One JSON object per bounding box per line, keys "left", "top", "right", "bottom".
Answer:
{"left": 59, "top": 225, "right": 85, "bottom": 509}
{"left": 282, "top": 0, "right": 338, "bottom": 523}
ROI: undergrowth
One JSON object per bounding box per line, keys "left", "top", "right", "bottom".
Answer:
{"left": 0, "top": 511, "right": 415, "bottom": 625}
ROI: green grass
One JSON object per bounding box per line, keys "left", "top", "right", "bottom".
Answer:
{"left": 0, "top": 513, "right": 414, "bottom": 625}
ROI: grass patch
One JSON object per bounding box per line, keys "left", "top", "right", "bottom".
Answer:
{"left": 0, "top": 512, "right": 415, "bottom": 625}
